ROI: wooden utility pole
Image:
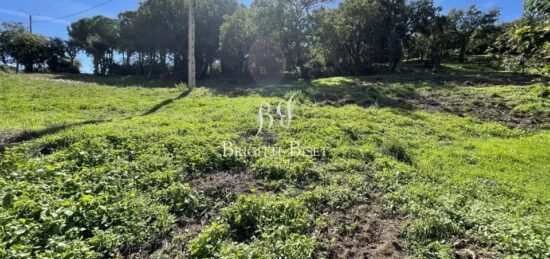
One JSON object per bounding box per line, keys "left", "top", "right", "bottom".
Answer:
{"left": 188, "top": 0, "right": 196, "bottom": 89}
{"left": 22, "top": 11, "right": 34, "bottom": 33}
{"left": 29, "top": 14, "right": 33, "bottom": 33}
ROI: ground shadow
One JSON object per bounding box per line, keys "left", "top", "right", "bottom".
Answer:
{"left": 141, "top": 89, "right": 192, "bottom": 116}
{"left": 0, "top": 89, "right": 193, "bottom": 151}
{"left": 389, "top": 66, "right": 547, "bottom": 86}
{"left": 50, "top": 73, "right": 181, "bottom": 88}
{"left": 3, "top": 63, "right": 546, "bottom": 150}
{"left": 205, "top": 65, "right": 548, "bottom": 129}
{"left": 0, "top": 119, "right": 108, "bottom": 152}
{"left": 208, "top": 76, "right": 424, "bottom": 111}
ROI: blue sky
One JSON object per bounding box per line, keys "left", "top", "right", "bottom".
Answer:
{"left": 0, "top": 0, "right": 525, "bottom": 73}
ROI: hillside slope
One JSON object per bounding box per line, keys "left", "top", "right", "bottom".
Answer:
{"left": 1, "top": 71, "right": 549, "bottom": 258}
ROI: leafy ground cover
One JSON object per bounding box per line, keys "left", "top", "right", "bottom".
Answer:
{"left": 0, "top": 73, "right": 179, "bottom": 147}
{"left": 0, "top": 68, "right": 549, "bottom": 258}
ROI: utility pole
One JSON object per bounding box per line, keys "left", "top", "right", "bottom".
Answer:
{"left": 21, "top": 10, "right": 35, "bottom": 33}
{"left": 188, "top": 0, "right": 196, "bottom": 89}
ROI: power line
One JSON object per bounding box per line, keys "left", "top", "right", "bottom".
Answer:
{"left": 34, "top": 0, "right": 115, "bottom": 24}
{"left": 20, "top": 10, "right": 38, "bottom": 33}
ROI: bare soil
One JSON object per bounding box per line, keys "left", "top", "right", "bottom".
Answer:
{"left": 0, "top": 130, "right": 19, "bottom": 152}
{"left": 417, "top": 90, "right": 549, "bottom": 130}
{"left": 189, "top": 170, "right": 262, "bottom": 202}
{"left": 136, "top": 171, "right": 263, "bottom": 258}
{"left": 315, "top": 204, "right": 406, "bottom": 259}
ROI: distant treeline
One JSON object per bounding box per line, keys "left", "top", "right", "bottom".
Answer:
{"left": 0, "top": 0, "right": 548, "bottom": 77}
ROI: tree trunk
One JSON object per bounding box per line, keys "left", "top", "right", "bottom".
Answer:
{"left": 188, "top": 0, "right": 196, "bottom": 89}
{"left": 109, "top": 50, "right": 114, "bottom": 70}
{"left": 100, "top": 53, "right": 108, "bottom": 75}
{"left": 25, "top": 63, "right": 32, "bottom": 73}
{"left": 459, "top": 41, "right": 467, "bottom": 64}
{"left": 139, "top": 52, "right": 144, "bottom": 75}
{"left": 391, "top": 39, "right": 404, "bottom": 73}
{"left": 147, "top": 51, "right": 155, "bottom": 79}
{"left": 160, "top": 50, "right": 167, "bottom": 75}
{"left": 160, "top": 51, "right": 166, "bottom": 67}
{"left": 174, "top": 52, "right": 181, "bottom": 75}
{"left": 125, "top": 51, "right": 132, "bottom": 66}
{"left": 298, "top": 65, "right": 310, "bottom": 81}
{"left": 93, "top": 54, "right": 100, "bottom": 75}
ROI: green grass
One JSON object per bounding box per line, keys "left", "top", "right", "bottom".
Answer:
{"left": 0, "top": 73, "right": 179, "bottom": 131}
{"left": 1, "top": 70, "right": 549, "bottom": 258}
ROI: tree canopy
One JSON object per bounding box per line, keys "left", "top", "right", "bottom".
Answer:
{"left": 1, "top": 0, "right": 547, "bottom": 77}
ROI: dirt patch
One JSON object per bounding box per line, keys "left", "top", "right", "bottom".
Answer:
{"left": 189, "top": 170, "right": 262, "bottom": 201}
{"left": 417, "top": 90, "right": 549, "bottom": 130}
{"left": 315, "top": 204, "right": 406, "bottom": 259}
{"left": 0, "top": 131, "right": 18, "bottom": 143}
{"left": 0, "top": 130, "right": 20, "bottom": 152}
{"left": 129, "top": 223, "right": 202, "bottom": 259}
{"left": 452, "top": 239, "right": 497, "bottom": 259}
{"left": 135, "top": 171, "right": 262, "bottom": 258}
{"left": 428, "top": 74, "right": 547, "bottom": 86}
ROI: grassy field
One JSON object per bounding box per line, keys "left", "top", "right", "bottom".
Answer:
{"left": 1, "top": 67, "right": 549, "bottom": 258}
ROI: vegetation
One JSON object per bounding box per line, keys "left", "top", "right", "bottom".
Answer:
{"left": 1, "top": 59, "right": 549, "bottom": 257}
{"left": 0, "top": 0, "right": 548, "bottom": 77}
{"left": 0, "top": 23, "right": 80, "bottom": 73}
{"left": 0, "top": 0, "right": 549, "bottom": 258}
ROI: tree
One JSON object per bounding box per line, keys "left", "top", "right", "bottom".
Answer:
{"left": 69, "top": 16, "right": 119, "bottom": 75}
{"left": 195, "top": 0, "right": 238, "bottom": 78}
{"left": 407, "top": 0, "right": 455, "bottom": 69}
{"left": 494, "top": 19, "right": 550, "bottom": 74}
{"left": 468, "top": 23, "right": 503, "bottom": 58}
{"left": 134, "top": 0, "right": 188, "bottom": 77}
{"left": 118, "top": 11, "right": 138, "bottom": 67}
{"left": 251, "top": 0, "right": 329, "bottom": 79}
{"left": 314, "top": 0, "right": 387, "bottom": 74}
{"left": 407, "top": 34, "right": 431, "bottom": 61}
{"left": 378, "top": 0, "right": 407, "bottom": 72}
{"left": 0, "top": 22, "right": 25, "bottom": 66}
{"left": 44, "top": 38, "right": 80, "bottom": 73}
{"left": 314, "top": 0, "right": 424, "bottom": 74}
{"left": 448, "top": 6, "right": 500, "bottom": 63}
{"left": 219, "top": 7, "right": 257, "bottom": 75}
{"left": 524, "top": 0, "right": 550, "bottom": 16}
{"left": 5, "top": 31, "right": 48, "bottom": 72}
{"left": 46, "top": 37, "right": 66, "bottom": 72}
{"left": 66, "top": 39, "right": 80, "bottom": 67}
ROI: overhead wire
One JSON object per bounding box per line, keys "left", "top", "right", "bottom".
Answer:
{"left": 34, "top": 0, "right": 115, "bottom": 23}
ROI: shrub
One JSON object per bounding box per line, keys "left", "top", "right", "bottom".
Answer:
{"left": 189, "top": 194, "right": 312, "bottom": 257}
{"left": 252, "top": 156, "right": 320, "bottom": 184}
{"left": 189, "top": 222, "right": 230, "bottom": 258}
{"left": 155, "top": 182, "right": 204, "bottom": 215}
{"left": 380, "top": 140, "right": 411, "bottom": 164}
